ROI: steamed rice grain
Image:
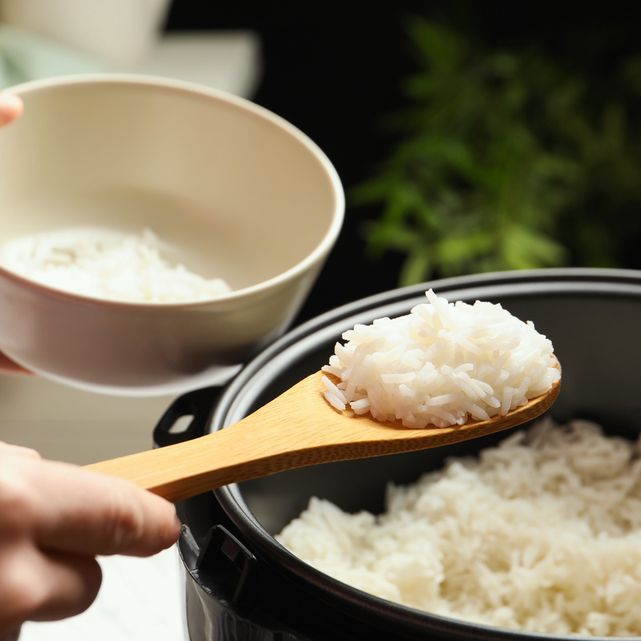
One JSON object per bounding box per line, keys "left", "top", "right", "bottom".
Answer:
{"left": 0, "top": 227, "right": 231, "bottom": 303}
{"left": 322, "top": 290, "right": 559, "bottom": 428}
{"left": 277, "top": 419, "right": 641, "bottom": 636}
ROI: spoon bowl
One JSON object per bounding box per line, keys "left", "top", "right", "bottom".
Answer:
{"left": 87, "top": 369, "right": 561, "bottom": 502}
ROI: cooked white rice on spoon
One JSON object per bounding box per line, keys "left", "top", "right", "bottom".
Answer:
{"left": 322, "top": 290, "right": 559, "bottom": 428}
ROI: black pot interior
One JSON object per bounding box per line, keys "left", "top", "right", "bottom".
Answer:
{"left": 232, "top": 288, "right": 641, "bottom": 537}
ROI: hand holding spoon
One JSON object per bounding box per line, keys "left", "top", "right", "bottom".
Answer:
{"left": 86, "top": 369, "right": 560, "bottom": 502}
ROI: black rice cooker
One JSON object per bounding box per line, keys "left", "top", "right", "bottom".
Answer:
{"left": 153, "top": 268, "right": 641, "bottom": 641}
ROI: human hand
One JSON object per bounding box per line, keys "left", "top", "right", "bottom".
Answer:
{"left": 0, "top": 441, "right": 180, "bottom": 638}
{"left": 0, "top": 93, "right": 23, "bottom": 127}
{"left": 0, "top": 354, "right": 31, "bottom": 375}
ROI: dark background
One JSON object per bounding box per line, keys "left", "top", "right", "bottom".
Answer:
{"left": 164, "top": 1, "right": 429, "bottom": 322}
{"left": 164, "top": 2, "right": 641, "bottom": 323}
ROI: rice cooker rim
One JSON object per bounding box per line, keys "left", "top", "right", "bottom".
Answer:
{"left": 209, "top": 267, "right": 641, "bottom": 641}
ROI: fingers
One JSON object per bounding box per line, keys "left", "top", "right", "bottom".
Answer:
{"left": 0, "top": 447, "right": 180, "bottom": 557}
{"left": 0, "top": 93, "right": 22, "bottom": 127}
{"left": 0, "top": 441, "right": 41, "bottom": 460}
{"left": 32, "top": 460, "right": 180, "bottom": 557}
{"left": 28, "top": 552, "right": 102, "bottom": 623}
{"left": 0, "top": 627, "right": 21, "bottom": 641}
{"left": 0, "top": 542, "right": 101, "bottom": 630}
{"left": 0, "top": 446, "right": 181, "bottom": 633}
{"left": 0, "top": 352, "right": 32, "bottom": 375}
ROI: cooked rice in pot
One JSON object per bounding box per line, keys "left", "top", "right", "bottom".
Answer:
{"left": 278, "top": 419, "right": 641, "bottom": 637}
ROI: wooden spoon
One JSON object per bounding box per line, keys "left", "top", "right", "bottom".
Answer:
{"left": 86, "top": 371, "right": 561, "bottom": 502}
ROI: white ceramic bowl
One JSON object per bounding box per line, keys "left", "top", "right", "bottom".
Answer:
{"left": 0, "top": 75, "right": 344, "bottom": 395}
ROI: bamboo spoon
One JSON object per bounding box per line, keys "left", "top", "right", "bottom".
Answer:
{"left": 86, "top": 370, "right": 561, "bottom": 502}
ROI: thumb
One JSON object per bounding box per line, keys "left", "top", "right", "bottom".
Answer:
{"left": 0, "top": 93, "right": 23, "bottom": 127}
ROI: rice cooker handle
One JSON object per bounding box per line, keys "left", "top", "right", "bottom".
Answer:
{"left": 153, "top": 386, "right": 223, "bottom": 448}
{"left": 181, "top": 525, "right": 299, "bottom": 639}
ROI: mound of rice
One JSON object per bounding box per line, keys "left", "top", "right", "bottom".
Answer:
{"left": 322, "top": 289, "right": 559, "bottom": 428}
{"left": 277, "top": 419, "right": 641, "bottom": 636}
{"left": 0, "top": 227, "right": 231, "bottom": 303}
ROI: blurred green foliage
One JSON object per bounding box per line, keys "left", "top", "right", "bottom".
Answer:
{"left": 356, "top": 18, "right": 641, "bottom": 285}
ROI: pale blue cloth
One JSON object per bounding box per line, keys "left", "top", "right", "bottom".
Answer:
{"left": 0, "top": 24, "right": 107, "bottom": 87}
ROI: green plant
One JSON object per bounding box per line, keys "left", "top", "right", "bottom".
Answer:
{"left": 357, "top": 18, "right": 641, "bottom": 285}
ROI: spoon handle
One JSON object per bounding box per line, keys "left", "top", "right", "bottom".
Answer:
{"left": 86, "top": 372, "right": 560, "bottom": 502}
{"left": 86, "top": 425, "right": 282, "bottom": 501}
{"left": 85, "top": 374, "right": 320, "bottom": 502}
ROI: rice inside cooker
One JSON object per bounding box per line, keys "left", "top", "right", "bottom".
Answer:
{"left": 0, "top": 227, "right": 231, "bottom": 303}
{"left": 277, "top": 419, "right": 641, "bottom": 637}
{"left": 322, "top": 290, "right": 560, "bottom": 428}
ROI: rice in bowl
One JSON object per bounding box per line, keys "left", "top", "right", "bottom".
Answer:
{"left": 0, "top": 227, "right": 231, "bottom": 303}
